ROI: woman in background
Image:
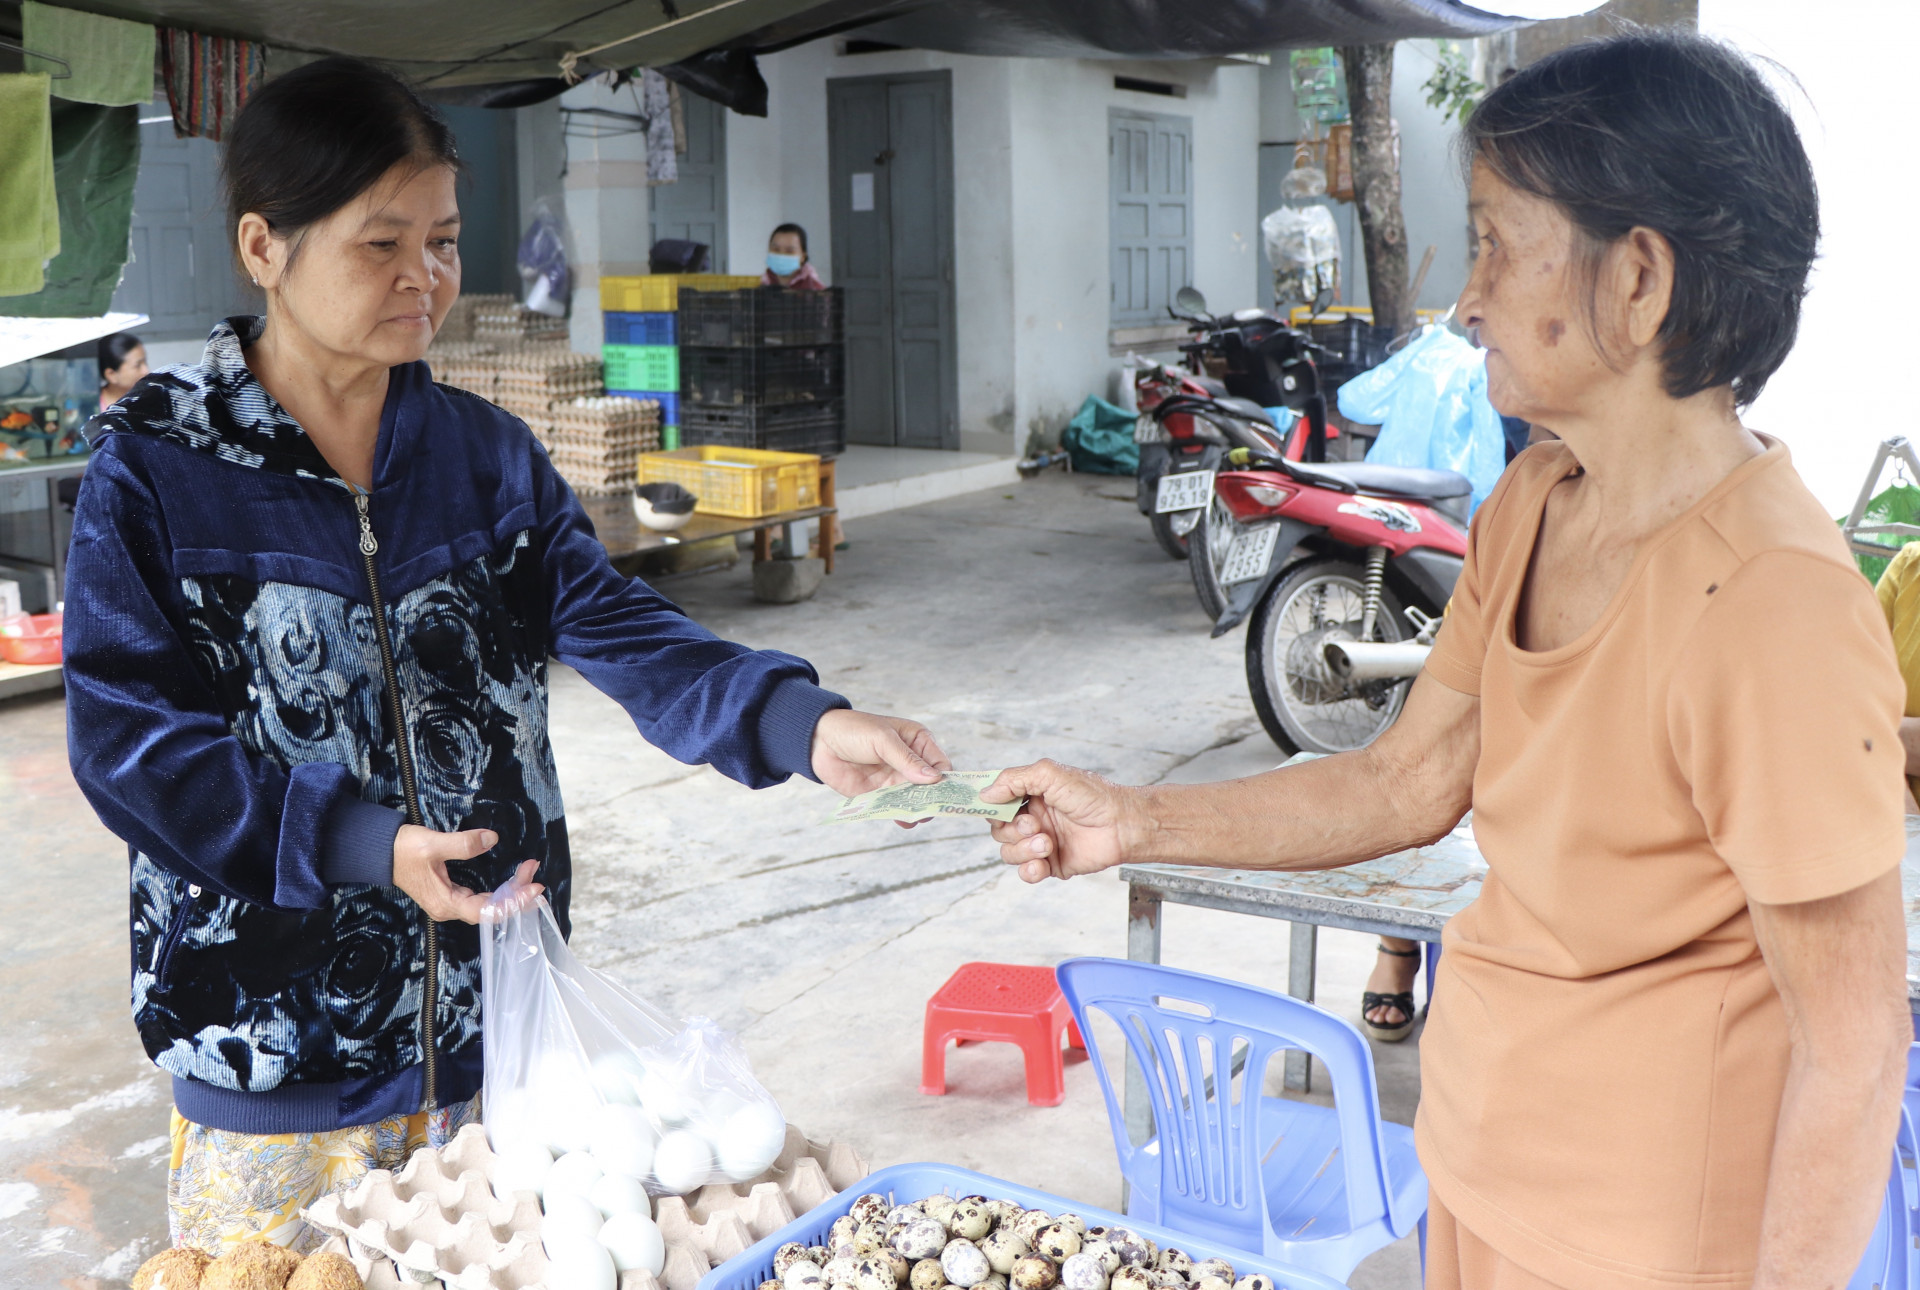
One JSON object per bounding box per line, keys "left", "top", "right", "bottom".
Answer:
{"left": 96, "top": 332, "right": 147, "bottom": 412}
{"left": 763, "top": 223, "right": 824, "bottom": 290}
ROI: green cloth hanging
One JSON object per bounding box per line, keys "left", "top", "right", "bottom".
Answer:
{"left": 0, "top": 98, "right": 139, "bottom": 317}
{"left": 1846, "top": 483, "right": 1920, "bottom": 583}
{"left": 0, "top": 74, "right": 61, "bottom": 299}
{"left": 22, "top": 2, "right": 155, "bottom": 107}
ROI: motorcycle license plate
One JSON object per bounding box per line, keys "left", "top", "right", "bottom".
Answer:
{"left": 1155, "top": 470, "right": 1214, "bottom": 513}
{"left": 1220, "top": 524, "right": 1282, "bottom": 585}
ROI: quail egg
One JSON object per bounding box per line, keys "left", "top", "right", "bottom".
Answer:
{"left": 1080, "top": 1237, "right": 1119, "bottom": 1276}
{"left": 855, "top": 1256, "right": 896, "bottom": 1290}
{"left": 831, "top": 1216, "right": 861, "bottom": 1248}
{"left": 980, "top": 1229, "right": 1030, "bottom": 1275}
{"left": 887, "top": 1204, "right": 929, "bottom": 1227}
{"left": 851, "top": 1194, "right": 892, "bottom": 1226}
{"left": 1034, "top": 1224, "right": 1081, "bottom": 1262}
{"left": 883, "top": 1250, "right": 913, "bottom": 1284}
{"left": 1052, "top": 1214, "right": 1087, "bottom": 1237}
{"left": 987, "top": 1199, "right": 1022, "bottom": 1227}
{"left": 924, "top": 1195, "right": 960, "bottom": 1228}
{"left": 813, "top": 1247, "right": 836, "bottom": 1268}
{"left": 1192, "top": 1262, "right": 1234, "bottom": 1285}
{"left": 826, "top": 1257, "right": 863, "bottom": 1286}
{"left": 949, "top": 1199, "right": 993, "bottom": 1242}
{"left": 894, "top": 1219, "right": 949, "bottom": 1260}
{"left": 1011, "top": 1256, "right": 1059, "bottom": 1290}
{"left": 1107, "top": 1231, "right": 1152, "bottom": 1269}
{"left": 940, "top": 1239, "right": 991, "bottom": 1288}
{"left": 1109, "top": 1268, "right": 1153, "bottom": 1290}
{"left": 775, "top": 1243, "right": 812, "bottom": 1276}
{"left": 1155, "top": 1250, "right": 1191, "bottom": 1278}
{"left": 1231, "top": 1278, "right": 1273, "bottom": 1290}
{"left": 1194, "top": 1277, "right": 1232, "bottom": 1290}
{"left": 1011, "top": 1212, "right": 1053, "bottom": 1246}
{"left": 1149, "top": 1273, "right": 1185, "bottom": 1290}
{"left": 912, "top": 1259, "right": 948, "bottom": 1290}
{"left": 854, "top": 1222, "right": 888, "bottom": 1254}
{"left": 762, "top": 1282, "right": 784, "bottom": 1290}
{"left": 981, "top": 1274, "right": 1009, "bottom": 1290}
{"left": 1060, "top": 1254, "right": 1108, "bottom": 1290}
{"left": 786, "top": 1261, "right": 826, "bottom": 1290}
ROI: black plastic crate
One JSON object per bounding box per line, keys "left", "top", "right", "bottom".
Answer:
{"left": 679, "top": 344, "right": 843, "bottom": 407}
{"left": 677, "top": 287, "right": 844, "bottom": 347}
{"left": 680, "top": 400, "right": 845, "bottom": 457}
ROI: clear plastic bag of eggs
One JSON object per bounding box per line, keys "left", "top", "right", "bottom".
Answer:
{"left": 477, "top": 874, "right": 790, "bottom": 1201}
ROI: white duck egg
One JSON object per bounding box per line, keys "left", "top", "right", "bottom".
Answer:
{"left": 492, "top": 1139, "right": 554, "bottom": 1200}
{"left": 543, "top": 1150, "right": 606, "bottom": 1208}
{"left": 638, "top": 1067, "right": 695, "bottom": 1126}
{"left": 591, "top": 1051, "right": 647, "bottom": 1107}
{"left": 716, "top": 1101, "right": 788, "bottom": 1182}
{"left": 589, "top": 1102, "right": 658, "bottom": 1181}
{"left": 541, "top": 1191, "right": 605, "bottom": 1249}
{"left": 652, "top": 1129, "right": 716, "bottom": 1193}
{"left": 547, "top": 1235, "right": 618, "bottom": 1290}
{"left": 599, "top": 1210, "right": 667, "bottom": 1274}
{"left": 587, "top": 1170, "right": 651, "bottom": 1219}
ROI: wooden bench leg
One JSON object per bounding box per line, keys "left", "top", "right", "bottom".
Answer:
{"left": 753, "top": 527, "right": 772, "bottom": 563}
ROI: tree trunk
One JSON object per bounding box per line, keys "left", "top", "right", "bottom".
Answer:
{"left": 1338, "top": 43, "right": 1413, "bottom": 336}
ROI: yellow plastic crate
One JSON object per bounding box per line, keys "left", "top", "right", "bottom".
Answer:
{"left": 636, "top": 446, "right": 821, "bottom": 519}
{"left": 600, "top": 274, "right": 760, "bottom": 313}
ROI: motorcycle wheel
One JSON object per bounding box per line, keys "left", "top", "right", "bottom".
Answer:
{"left": 1149, "top": 511, "right": 1192, "bottom": 561}
{"left": 1246, "top": 558, "right": 1412, "bottom": 755}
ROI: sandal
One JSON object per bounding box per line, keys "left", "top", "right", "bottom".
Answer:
{"left": 1361, "top": 943, "right": 1421, "bottom": 1044}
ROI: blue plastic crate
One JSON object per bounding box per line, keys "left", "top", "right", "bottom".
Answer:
{"left": 607, "top": 390, "right": 678, "bottom": 428}
{"left": 604, "top": 310, "right": 677, "bottom": 346}
{"left": 696, "top": 1163, "right": 1347, "bottom": 1290}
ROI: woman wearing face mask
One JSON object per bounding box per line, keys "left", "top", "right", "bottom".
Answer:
{"left": 980, "top": 32, "right": 1911, "bottom": 1289}
{"left": 763, "top": 222, "right": 825, "bottom": 290}
{"left": 63, "top": 56, "right": 946, "bottom": 1255}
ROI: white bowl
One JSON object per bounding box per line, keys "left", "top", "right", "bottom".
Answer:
{"left": 633, "top": 496, "right": 695, "bottom": 531}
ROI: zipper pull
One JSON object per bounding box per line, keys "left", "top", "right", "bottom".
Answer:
{"left": 353, "top": 490, "right": 378, "bottom": 556}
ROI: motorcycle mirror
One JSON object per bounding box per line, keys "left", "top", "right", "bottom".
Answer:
{"left": 1174, "top": 286, "right": 1209, "bottom": 318}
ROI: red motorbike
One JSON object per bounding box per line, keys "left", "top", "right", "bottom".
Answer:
{"left": 1206, "top": 418, "right": 1473, "bottom": 755}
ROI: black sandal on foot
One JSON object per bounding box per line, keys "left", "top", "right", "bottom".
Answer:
{"left": 1361, "top": 943, "right": 1421, "bottom": 1043}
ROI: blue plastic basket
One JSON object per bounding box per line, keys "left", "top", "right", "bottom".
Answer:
{"left": 604, "top": 310, "right": 678, "bottom": 346}
{"left": 695, "top": 1163, "right": 1348, "bottom": 1290}
{"left": 608, "top": 390, "right": 678, "bottom": 428}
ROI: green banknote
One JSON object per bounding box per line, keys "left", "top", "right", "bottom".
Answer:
{"left": 826, "top": 770, "right": 1025, "bottom": 823}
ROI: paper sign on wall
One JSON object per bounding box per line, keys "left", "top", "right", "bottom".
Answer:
{"left": 851, "top": 173, "right": 875, "bottom": 212}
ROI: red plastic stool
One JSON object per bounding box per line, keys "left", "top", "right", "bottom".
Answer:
{"left": 921, "top": 962, "right": 1085, "bottom": 1107}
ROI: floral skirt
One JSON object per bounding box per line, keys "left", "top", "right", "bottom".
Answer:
{"left": 166, "top": 1095, "right": 481, "bottom": 1253}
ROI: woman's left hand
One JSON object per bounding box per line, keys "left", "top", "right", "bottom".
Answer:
{"left": 810, "top": 709, "right": 952, "bottom": 807}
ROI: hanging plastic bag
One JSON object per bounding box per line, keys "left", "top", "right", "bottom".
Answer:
{"left": 517, "top": 195, "right": 572, "bottom": 318}
{"left": 478, "top": 876, "right": 789, "bottom": 1197}
{"left": 1262, "top": 205, "right": 1340, "bottom": 308}
{"left": 1338, "top": 326, "right": 1507, "bottom": 514}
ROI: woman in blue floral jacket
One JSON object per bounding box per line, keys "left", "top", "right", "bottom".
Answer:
{"left": 64, "top": 57, "right": 947, "bottom": 1253}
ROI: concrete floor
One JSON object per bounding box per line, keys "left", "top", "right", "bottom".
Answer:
{"left": 0, "top": 471, "right": 1422, "bottom": 1288}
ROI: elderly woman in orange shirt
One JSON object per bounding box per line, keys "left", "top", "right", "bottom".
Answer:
{"left": 983, "top": 31, "right": 1910, "bottom": 1290}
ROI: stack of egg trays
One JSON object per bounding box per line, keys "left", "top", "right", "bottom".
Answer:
{"left": 305, "top": 1122, "right": 872, "bottom": 1290}
{"left": 696, "top": 1164, "right": 1348, "bottom": 1290}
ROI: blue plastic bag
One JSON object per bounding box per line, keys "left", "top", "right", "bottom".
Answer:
{"left": 1337, "top": 327, "right": 1507, "bottom": 514}
{"left": 1061, "top": 395, "right": 1140, "bottom": 476}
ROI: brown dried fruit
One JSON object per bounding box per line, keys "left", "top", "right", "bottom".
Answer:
{"left": 133, "top": 1246, "right": 212, "bottom": 1290}
{"left": 287, "top": 1252, "right": 364, "bottom": 1290}
{"left": 201, "top": 1239, "right": 302, "bottom": 1290}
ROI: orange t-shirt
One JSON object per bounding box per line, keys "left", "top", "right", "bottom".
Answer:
{"left": 1417, "top": 436, "right": 1907, "bottom": 1289}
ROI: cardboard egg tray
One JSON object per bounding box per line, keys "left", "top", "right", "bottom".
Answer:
{"left": 305, "top": 1122, "right": 869, "bottom": 1290}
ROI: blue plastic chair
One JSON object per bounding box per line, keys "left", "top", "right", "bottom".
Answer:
{"left": 1846, "top": 1044, "right": 1920, "bottom": 1290}
{"left": 1055, "top": 958, "right": 1425, "bottom": 1282}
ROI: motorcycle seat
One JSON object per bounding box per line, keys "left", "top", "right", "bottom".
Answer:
{"left": 1213, "top": 395, "right": 1274, "bottom": 424}
{"left": 1286, "top": 460, "right": 1472, "bottom": 500}
{"left": 1193, "top": 375, "right": 1230, "bottom": 398}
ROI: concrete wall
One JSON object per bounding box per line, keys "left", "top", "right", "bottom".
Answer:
{"left": 557, "top": 80, "right": 654, "bottom": 354}
{"left": 1697, "top": 1, "right": 1919, "bottom": 513}
{"left": 726, "top": 43, "right": 1261, "bottom": 454}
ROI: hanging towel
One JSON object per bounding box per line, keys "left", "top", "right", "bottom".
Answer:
{"left": 0, "top": 101, "right": 141, "bottom": 317}
{"left": 0, "top": 74, "right": 62, "bottom": 299}
{"left": 22, "top": 2, "right": 155, "bottom": 107}
{"left": 160, "top": 28, "right": 263, "bottom": 141}
{"left": 641, "top": 68, "right": 678, "bottom": 185}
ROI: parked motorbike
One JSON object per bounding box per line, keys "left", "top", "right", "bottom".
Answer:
{"left": 1133, "top": 287, "right": 1299, "bottom": 563}
{"left": 1205, "top": 440, "right": 1473, "bottom": 755}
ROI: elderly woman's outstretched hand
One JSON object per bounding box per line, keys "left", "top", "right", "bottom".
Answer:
{"left": 981, "top": 761, "right": 1142, "bottom": 883}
